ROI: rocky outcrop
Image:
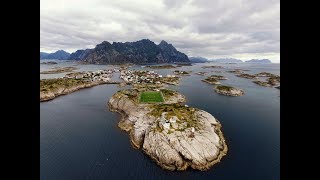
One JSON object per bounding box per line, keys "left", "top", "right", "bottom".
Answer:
{"left": 215, "top": 85, "right": 244, "bottom": 96}
{"left": 108, "top": 88, "right": 227, "bottom": 171}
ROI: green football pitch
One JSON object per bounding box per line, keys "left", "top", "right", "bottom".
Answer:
{"left": 139, "top": 91, "right": 164, "bottom": 103}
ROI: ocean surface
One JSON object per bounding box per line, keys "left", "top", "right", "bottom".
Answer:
{"left": 40, "top": 60, "right": 280, "bottom": 180}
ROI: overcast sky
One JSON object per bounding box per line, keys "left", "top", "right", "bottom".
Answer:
{"left": 40, "top": 0, "right": 280, "bottom": 62}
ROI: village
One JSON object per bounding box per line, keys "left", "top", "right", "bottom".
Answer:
{"left": 120, "top": 69, "right": 179, "bottom": 85}
{"left": 64, "top": 68, "right": 120, "bottom": 83}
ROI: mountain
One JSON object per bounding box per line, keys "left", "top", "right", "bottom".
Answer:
{"left": 81, "top": 39, "right": 190, "bottom": 64}
{"left": 68, "top": 49, "right": 92, "bottom": 60}
{"left": 157, "top": 40, "right": 189, "bottom": 63}
{"left": 211, "top": 58, "right": 243, "bottom": 63}
{"left": 40, "top": 50, "right": 70, "bottom": 60}
{"left": 245, "top": 59, "right": 272, "bottom": 63}
{"left": 189, "top": 57, "right": 209, "bottom": 63}
{"left": 40, "top": 52, "right": 49, "bottom": 59}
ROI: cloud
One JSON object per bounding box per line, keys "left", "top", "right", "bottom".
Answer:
{"left": 40, "top": 0, "right": 280, "bottom": 62}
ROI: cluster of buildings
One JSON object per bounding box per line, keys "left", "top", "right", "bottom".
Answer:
{"left": 65, "top": 69, "right": 119, "bottom": 83}
{"left": 120, "top": 70, "right": 164, "bottom": 84}
{"left": 158, "top": 111, "right": 195, "bottom": 133}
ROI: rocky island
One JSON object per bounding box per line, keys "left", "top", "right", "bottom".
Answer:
{"left": 202, "top": 75, "right": 228, "bottom": 85}
{"left": 215, "top": 85, "right": 244, "bottom": 96}
{"left": 252, "top": 73, "right": 280, "bottom": 87}
{"left": 108, "top": 86, "right": 227, "bottom": 171}
{"left": 236, "top": 73, "right": 257, "bottom": 79}
{"left": 255, "top": 72, "right": 277, "bottom": 77}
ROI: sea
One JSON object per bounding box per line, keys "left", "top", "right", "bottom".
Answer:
{"left": 40, "top": 60, "right": 280, "bottom": 180}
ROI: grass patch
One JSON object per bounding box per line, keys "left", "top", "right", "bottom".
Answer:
{"left": 139, "top": 91, "right": 164, "bottom": 103}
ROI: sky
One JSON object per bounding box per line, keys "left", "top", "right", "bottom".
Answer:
{"left": 40, "top": 0, "right": 280, "bottom": 63}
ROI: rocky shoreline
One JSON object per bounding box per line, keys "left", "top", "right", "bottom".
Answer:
{"left": 108, "top": 87, "right": 227, "bottom": 171}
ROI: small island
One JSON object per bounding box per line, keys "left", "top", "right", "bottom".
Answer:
{"left": 255, "top": 72, "right": 277, "bottom": 77}
{"left": 108, "top": 86, "right": 227, "bottom": 171}
{"left": 202, "top": 75, "right": 228, "bottom": 85}
{"left": 40, "top": 66, "right": 78, "bottom": 74}
{"left": 215, "top": 85, "right": 244, "bottom": 96}
{"left": 252, "top": 73, "right": 280, "bottom": 87}
{"left": 236, "top": 73, "right": 257, "bottom": 79}
{"left": 202, "top": 77, "right": 221, "bottom": 85}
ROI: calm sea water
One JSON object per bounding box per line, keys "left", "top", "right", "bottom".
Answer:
{"left": 40, "top": 61, "right": 280, "bottom": 180}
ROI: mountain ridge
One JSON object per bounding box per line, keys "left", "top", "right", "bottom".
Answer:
{"left": 80, "top": 39, "right": 189, "bottom": 64}
{"left": 40, "top": 50, "right": 70, "bottom": 60}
